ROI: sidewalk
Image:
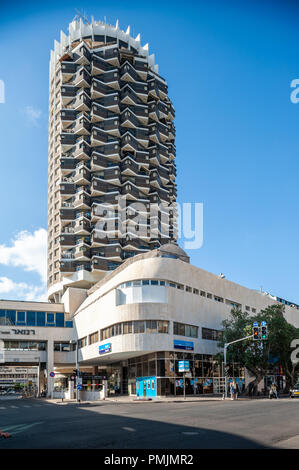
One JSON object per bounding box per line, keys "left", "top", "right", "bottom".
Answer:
{"left": 37, "top": 394, "right": 287, "bottom": 405}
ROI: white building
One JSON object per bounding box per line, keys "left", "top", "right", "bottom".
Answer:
{"left": 1, "top": 242, "right": 298, "bottom": 398}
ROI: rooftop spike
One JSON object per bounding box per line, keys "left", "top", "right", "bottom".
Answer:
{"left": 126, "top": 25, "right": 130, "bottom": 35}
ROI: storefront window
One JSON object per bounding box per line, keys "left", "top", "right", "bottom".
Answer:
{"left": 143, "top": 361, "right": 149, "bottom": 376}
{"left": 148, "top": 360, "right": 156, "bottom": 376}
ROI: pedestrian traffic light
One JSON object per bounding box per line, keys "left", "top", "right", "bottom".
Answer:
{"left": 253, "top": 326, "right": 259, "bottom": 340}
{"left": 73, "top": 369, "right": 78, "bottom": 376}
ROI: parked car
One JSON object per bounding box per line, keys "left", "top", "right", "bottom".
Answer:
{"left": 290, "top": 383, "right": 299, "bottom": 398}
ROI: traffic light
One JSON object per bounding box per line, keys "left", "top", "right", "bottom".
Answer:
{"left": 73, "top": 369, "right": 78, "bottom": 376}
{"left": 261, "top": 323, "right": 268, "bottom": 340}
{"left": 253, "top": 324, "right": 260, "bottom": 340}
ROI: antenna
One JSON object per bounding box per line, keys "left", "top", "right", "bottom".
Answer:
{"left": 74, "top": 8, "right": 90, "bottom": 25}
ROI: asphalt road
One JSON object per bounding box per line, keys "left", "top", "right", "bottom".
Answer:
{"left": 0, "top": 397, "right": 299, "bottom": 449}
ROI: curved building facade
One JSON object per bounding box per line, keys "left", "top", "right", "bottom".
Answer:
{"left": 48, "top": 19, "right": 177, "bottom": 302}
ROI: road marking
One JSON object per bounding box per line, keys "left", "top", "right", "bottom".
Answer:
{"left": 2, "top": 422, "right": 43, "bottom": 436}
{"left": 9, "top": 406, "right": 18, "bottom": 409}
{"left": 22, "top": 405, "right": 31, "bottom": 408}
{"left": 0, "top": 406, "right": 6, "bottom": 409}
{"left": 122, "top": 427, "right": 136, "bottom": 432}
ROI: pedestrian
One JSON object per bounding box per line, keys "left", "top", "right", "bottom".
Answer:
{"left": 271, "top": 383, "right": 278, "bottom": 399}
{"left": 230, "top": 381, "right": 235, "bottom": 400}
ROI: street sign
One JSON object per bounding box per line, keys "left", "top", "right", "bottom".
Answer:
{"left": 77, "top": 384, "right": 82, "bottom": 390}
{"left": 261, "top": 321, "right": 267, "bottom": 326}
{"left": 253, "top": 322, "right": 258, "bottom": 327}
{"left": 49, "top": 372, "right": 55, "bottom": 378}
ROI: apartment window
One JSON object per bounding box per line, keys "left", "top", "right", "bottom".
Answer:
{"left": 186, "top": 286, "right": 192, "bottom": 293}
{"left": 200, "top": 291, "right": 206, "bottom": 297}
{"left": 207, "top": 293, "right": 212, "bottom": 299}
{"left": 245, "top": 306, "right": 250, "bottom": 311}
{"left": 214, "top": 296, "right": 224, "bottom": 303}
{"left": 193, "top": 288, "right": 199, "bottom": 295}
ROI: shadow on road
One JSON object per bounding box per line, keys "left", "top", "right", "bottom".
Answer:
{"left": 0, "top": 400, "right": 267, "bottom": 449}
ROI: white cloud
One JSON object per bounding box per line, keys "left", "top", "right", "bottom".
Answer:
{"left": 0, "top": 229, "right": 47, "bottom": 302}
{"left": 24, "top": 106, "right": 43, "bottom": 126}
{"left": 0, "top": 228, "right": 47, "bottom": 283}
{"left": 0, "top": 277, "right": 47, "bottom": 302}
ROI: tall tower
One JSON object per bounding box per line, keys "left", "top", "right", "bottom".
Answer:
{"left": 47, "top": 18, "right": 177, "bottom": 302}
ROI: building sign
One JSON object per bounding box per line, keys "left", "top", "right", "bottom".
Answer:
{"left": 0, "top": 329, "right": 36, "bottom": 335}
{"left": 99, "top": 343, "right": 112, "bottom": 355}
{"left": 178, "top": 360, "right": 190, "bottom": 372}
{"left": 174, "top": 340, "right": 194, "bottom": 351}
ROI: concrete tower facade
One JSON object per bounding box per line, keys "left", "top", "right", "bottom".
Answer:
{"left": 48, "top": 19, "right": 177, "bottom": 302}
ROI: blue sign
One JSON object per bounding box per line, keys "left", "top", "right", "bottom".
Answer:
{"left": 99, "top": 343, "right": 112, "bottom": 355}
{"left": 174, "top": 340, "right": 194, "bottom": 351}
{"left": 253, "top": 322, "right": 258, "bottom": 327}
{"left": 261, "top": 321, "right": 267, "bottom": 326}
{"left": 178, "top": 360, "right": 190, "bottom": 372}
{"left": 77, "top": 384, "right": 82, "bottom": 390}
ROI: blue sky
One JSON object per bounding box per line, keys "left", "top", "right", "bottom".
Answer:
{"left": 0, "top": 0, "right": 298, "bottom": 303}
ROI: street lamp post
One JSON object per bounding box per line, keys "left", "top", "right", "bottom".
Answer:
{"left": 224, "top": 335, "right": 254, "bottom": 399}
{"left": 70, "top": 339, "right": 80, "bottom": 402}
{"left": 34, "top": 356, "right": 41, "bottom": 398}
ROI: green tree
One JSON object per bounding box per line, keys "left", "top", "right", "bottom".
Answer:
{"left": 216, "top": 304, "right": 299, "bottom": 394}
